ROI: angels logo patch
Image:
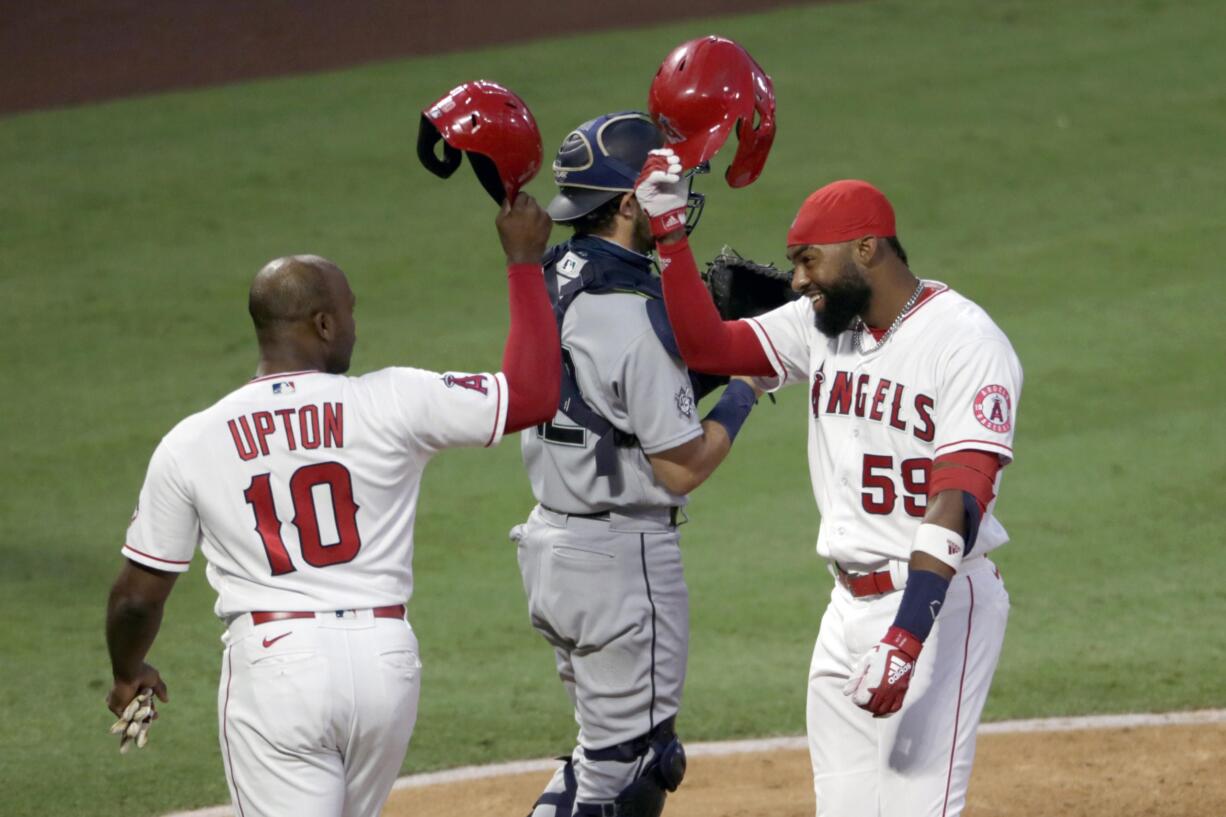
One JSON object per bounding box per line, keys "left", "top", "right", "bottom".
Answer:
{"left": 443, "top": 373, "right": 489, "bottom": 395}
{"left": 973, "top": 384, "right": 1012, "bottom": 433}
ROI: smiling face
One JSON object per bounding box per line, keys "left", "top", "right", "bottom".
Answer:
{"left": 787, "top": 242, "right": 872, "bottom": 337}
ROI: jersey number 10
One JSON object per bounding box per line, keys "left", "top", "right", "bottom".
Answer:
{"left": 243, "top": 462, "right": 363, "bottom": 575}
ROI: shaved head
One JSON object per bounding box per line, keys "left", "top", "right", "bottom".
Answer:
{"left": 248, "top": 254, "right": 356, "bottom": 374}
{"left": 249, "top": 255, "right": 344, "bottom": 335}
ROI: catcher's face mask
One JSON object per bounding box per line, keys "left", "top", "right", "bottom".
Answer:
{"left": 683, "top": 163, "right": 708, "bottom": 236}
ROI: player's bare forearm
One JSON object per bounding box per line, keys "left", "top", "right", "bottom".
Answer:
{"left": 648, "top": 419, "right": 733, "bottom": 496}
{"left": 106, "top": 560, "right": 176, "bottom": 682}
{"left": 656, "top": 237, "right": 773, "bottom": 376}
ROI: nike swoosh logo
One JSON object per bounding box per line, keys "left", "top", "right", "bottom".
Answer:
{"left": 262, "top": 632, "right": 291, "bottom": 648}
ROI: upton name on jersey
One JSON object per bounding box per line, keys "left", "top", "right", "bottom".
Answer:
{"left": 227, "top": 401, "right": 345, "bottom": 459}
{"left": 124, "top": 368, "right": 508, "bottom": 618}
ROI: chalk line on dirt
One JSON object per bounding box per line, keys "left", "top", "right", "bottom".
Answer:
{"left": 162, "top": 709, "right": 1226, "bottom": 817}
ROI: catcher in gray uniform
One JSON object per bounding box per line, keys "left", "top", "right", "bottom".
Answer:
{"left": 511, "top": 112, "right": 763, "bottom": 817}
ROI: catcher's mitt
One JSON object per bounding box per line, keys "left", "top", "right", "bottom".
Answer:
{"left": 703, "top": 246, "right": 799, "bottom": 320}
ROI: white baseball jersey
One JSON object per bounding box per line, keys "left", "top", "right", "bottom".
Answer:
{"left": 123, "top": 367, "right": 508, "bottom": 618}
{"left": 746, "top": 282, "right": 1022, "bottom": 569}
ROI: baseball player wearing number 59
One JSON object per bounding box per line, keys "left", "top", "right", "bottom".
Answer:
{"left": 103, "top": 194, "right": 560, "bottom": 817}
{"left": 642, "top": 164, "right": 1021, "bottom": 817}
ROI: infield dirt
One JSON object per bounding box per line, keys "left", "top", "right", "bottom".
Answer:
{"left": 385, "top": 722, "right": 1226, "bottom": 817}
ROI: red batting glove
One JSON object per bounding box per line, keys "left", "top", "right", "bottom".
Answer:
{"left": 842, "top": 626, "right": 923, "bottom": 718}
{"left": 633, "top": 148, "right": 688, "bottom": 239}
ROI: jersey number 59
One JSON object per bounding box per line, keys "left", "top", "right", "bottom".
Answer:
{"left": 243, "top": 462, "right": 362, "bottom": 575}
{"left": 861, "top": 454, "right": 931, "bottom": 518}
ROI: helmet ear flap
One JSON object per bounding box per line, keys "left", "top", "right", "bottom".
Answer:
{"left": 725, "top": 112, "right": 775, "bottom": 188}
{"left": 467, "top": 151, "right": 508, "bottom": 205}
{"left": 724, "top": 67, "right": 776, "bottom": 189}
{"left": 417, "top": 115, "right": 463, "bottom": 179}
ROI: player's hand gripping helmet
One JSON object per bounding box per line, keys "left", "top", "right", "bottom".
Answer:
{"left": 417, "top": 80, "right": 543, "bottom": 204}
{"left": 547, "top": 111, "right": 707, "bottom": 234}
{"left": 648, "top": 35, "right": 777, "bottom": 189}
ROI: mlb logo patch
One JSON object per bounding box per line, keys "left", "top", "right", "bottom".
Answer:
{"left": 272, "top": 381, "right": 296, "bottom": 395}
{"left": 556, "top": 252, "right": 586, "bottom": 284}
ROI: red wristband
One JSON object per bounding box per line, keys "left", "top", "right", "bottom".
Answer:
{"left": 883, "top": 625, "right": 923, "bottom": 660}
{"left": 649, "top": 208, "right": 686, "bottom": 239}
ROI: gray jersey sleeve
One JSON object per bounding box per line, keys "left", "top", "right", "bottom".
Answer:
{"left": 616, "top": 328, "right": 702, "bottom": 454}
{"left": 521, "top": 291, "right": 702, "bottom": 512}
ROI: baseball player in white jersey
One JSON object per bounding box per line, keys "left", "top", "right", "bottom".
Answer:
{"left": 104, "top": 195, "right": 560, "bottom": 817}
{"left": 513, "top": 113, "right": 762, "bottom": 817}
{"left": 638, "top": 160, "right": 1021, "bottom": 817}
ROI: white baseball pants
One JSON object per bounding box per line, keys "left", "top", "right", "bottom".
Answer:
{"left": 217, "top": 610, "right": 422, "bottom": 817}
{"left": 807, "top": 555, "right": 1009, "bottom": 817}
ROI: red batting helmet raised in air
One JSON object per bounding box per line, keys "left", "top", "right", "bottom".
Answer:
{"left": 648, "top": 35, "right": 776, "bottom": 188}
{"left": 417, "top": 80, "right": 543, "bottom": 204}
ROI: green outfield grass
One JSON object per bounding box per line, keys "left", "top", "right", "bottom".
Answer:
{"left": 2, "top": 1, "right": 1225, "bottom": 815}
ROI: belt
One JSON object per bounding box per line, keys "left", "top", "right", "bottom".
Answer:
{"left": 541, "top": 504, "right": 680, "bottom": 527}
{"left": 250, "top": 605, "right": 406, "bottom": 626}
{"left": 542, "top": 504, "right": 611, "bottom": 521}
{"left": 834, "top": 565, "right": 896, "bottom": 598}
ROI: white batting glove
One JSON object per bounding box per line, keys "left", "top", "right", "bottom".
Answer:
{"left": 842, "top": 626, "right": 923, "bottom": 718}
{"left": 633, "top": 148, "right": 688, "bottom": 238}
{"left": 109, "top": 688, "right": 156, "bottom": 753}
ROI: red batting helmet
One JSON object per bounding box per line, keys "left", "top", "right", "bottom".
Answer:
{"left": 417, "top": 80, "right": 543, "bottom": 204}
{"left": 648, "top": 36, "right": 776, "bottom": 189}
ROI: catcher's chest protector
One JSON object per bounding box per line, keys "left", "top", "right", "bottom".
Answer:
{"left": 542, "top": 237, "right": 677, "bottom": 478}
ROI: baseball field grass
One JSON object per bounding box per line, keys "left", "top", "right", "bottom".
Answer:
{"left": 2, "top": 1, "right": 1224, "bottom": 815}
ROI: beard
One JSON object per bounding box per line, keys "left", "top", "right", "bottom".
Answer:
{"left": 632, "top": 208, "right": 655, "bottom": 254}
{"left": 812, "top": 259, "right": 872, "bottom": 338}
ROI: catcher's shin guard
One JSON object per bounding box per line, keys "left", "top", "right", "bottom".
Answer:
{"left": 529, "top": 757, "right": 578, "bottom": 817}
{"left": 575, "top": 721, "right": 687, "bottom": 817}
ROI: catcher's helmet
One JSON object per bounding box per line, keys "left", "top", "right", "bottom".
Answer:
{"left": 545, "top": 111, "right": 664, "bottom": 222}
{"left": 417, "top": 80, "right": 542, "bottom": 204}
{"left": 648, "top": 36, "right": 776, "bottom": 188}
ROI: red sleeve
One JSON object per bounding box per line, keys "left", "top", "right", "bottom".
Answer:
{"left": 930, "top": 450, "right": 1002, "bottom": 512}
{"left": 656, "top": 237, "right": 775, "bottom": 377}
{"left": 502, "top": 263, "right": 561, "bottom": 433}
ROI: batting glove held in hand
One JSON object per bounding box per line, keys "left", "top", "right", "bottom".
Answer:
{"left": 843, "top": 626, "right": 923, "bottom": 718}
{"left": 109, "top": 688, "right": 156, "bottom": 753}
{"left": 634, "top": 148, "right": 688, "bottom": 239}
